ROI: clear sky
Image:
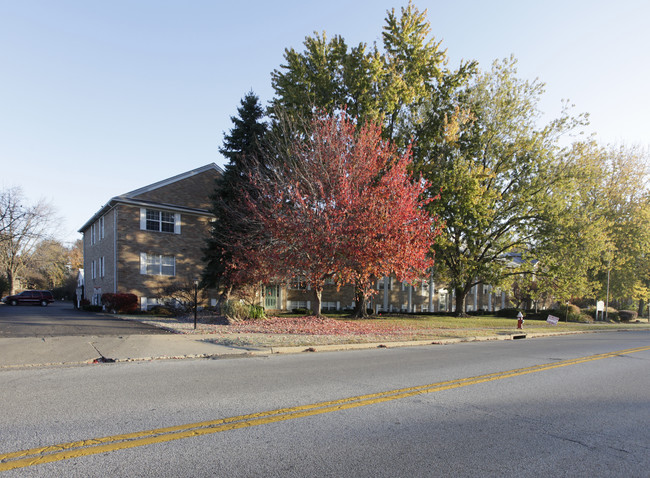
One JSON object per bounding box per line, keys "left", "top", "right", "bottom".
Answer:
{"left": 1, "top": 0, "right": 648, "bottom": 242}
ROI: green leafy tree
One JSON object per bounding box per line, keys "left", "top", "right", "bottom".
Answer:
{"left": 596, "top": 145, "right": 650, "bottom": 308}
{"left": 414, "top": 57, "right": 588, "bottom": 315}
{"left": 522, "top": 142, "right": 610, "bottom": 306}
{"left": 202, "top": 91, "right": 269, "bottom": 304}
{"left": 270, "top": 2, "right": 472, "bottom": 145}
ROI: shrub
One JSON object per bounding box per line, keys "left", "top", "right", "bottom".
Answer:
{"left": 101, "top": 293, "right": 139, "bottom": 314}
{"left": 551, "top": 304, "right": 592, "bottom": 323}
{"left": 148, "top": 305, "right": 175, "bottom": 317}
{"left": 292, "top": 307, "right": 313, "bottom": 315}
{"left": 249, "top": 304, "right": 265, "bottom": 320}
{"left": 618, "top": 310, "right": 638, "bottom": 322}
{"left": 584, "top": 306, "right": 618, "bottom": 320}
{"left": 496, "top": 308, "right": 522, "bottom": 318}
{"left": 222, "top": 300, "right": 266, "bottom": 321}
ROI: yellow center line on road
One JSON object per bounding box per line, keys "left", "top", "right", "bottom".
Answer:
{"left": 2, "top": 345, "right": 649, "bottom": 471}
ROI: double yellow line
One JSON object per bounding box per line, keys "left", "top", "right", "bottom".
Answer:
{"left": 2, "top": 345, "right": 649, "bottom": 471}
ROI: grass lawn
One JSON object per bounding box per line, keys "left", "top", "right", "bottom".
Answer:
{"left": 129, "top": 311, "right": 650, "bottom": 348}
{"left": 336, "top": 313, "right": 650, "bottom": 335}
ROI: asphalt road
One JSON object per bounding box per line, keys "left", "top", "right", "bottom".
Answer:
{"left": 0, "top": 301, "right": 171, "bottom": 337}
{"left": 1, "top": 331, "right": 648, "bottom": 477}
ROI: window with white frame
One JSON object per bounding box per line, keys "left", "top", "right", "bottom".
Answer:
{"left": 91, "top": 260, "right": 96, "bottom": 279}
{"left": 99, "top": 257, "right": 105, "bottom": 278}
{"left": 141, "top": 208, "right": 180, "bottom": 234}
{"left": 90, "top": 223, "right": 96, "bottom": 245}
{"left": 140, "top": 253, "right": 175, "bottom": 276}
{"left": 99, "top": 216, "right": 104, "bottom": 240}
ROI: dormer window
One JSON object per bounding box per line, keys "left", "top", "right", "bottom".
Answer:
{"left": 140, "top": 208, "right": 181, "bottom": 234}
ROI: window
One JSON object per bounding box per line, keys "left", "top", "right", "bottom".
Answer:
{"left": 140, "top": 253, "right": 175, "bottom": 276}
{"left": 289, "top": 277, "right": 307, "bottom": 290}
{"left": 377, "top": 277, "right": 392, "bottom": 290}
{"left": 91, "top": 260, "right": 96, "bottom": 280}
{"left": 90, "top": 223, "right": 96, "bottom": 245}
{"left": 99, "top": 216, "right": 105, "bottom": 240}
{"left": 140, "top": 208, "right": 180, "bottom": 234}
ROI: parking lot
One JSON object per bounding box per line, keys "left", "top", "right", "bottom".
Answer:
{"left": 0, "top": 301, "right": 170, "bottom": 337}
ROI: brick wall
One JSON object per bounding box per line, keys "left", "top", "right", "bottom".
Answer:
{"left": 82, "top": 208, "right": 116, "bottom": 301}
{"left": 116, "top": 204, "right": 212, "bottom": 299}
{"left": 133, "top": 170, "right": 219, "bottom": 210}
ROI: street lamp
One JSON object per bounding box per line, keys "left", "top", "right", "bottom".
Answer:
{"left": 193, "top": 278, "right": 199, "bottom": 330}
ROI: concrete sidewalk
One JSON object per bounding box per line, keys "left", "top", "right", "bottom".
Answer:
{"left": 1, "top": 329, "right": 597, "bottom": 369}
{"left": 0, "top": 334, "right": 271, "bottom": 369}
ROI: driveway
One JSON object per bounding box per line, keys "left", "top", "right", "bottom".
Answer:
{"left": 0, "top": 301, "right": 171, "bottom": 337}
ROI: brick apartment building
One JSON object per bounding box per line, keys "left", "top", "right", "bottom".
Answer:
{"left": 80, "top": 164, "right": 514, "bottom": 313}
{"left": 79, "top": 163, "right": 222, "bottom": 310}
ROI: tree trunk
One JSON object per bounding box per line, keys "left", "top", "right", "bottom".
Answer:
{"left": 454, "top": 286, "right": 468, "bottom": 317}
{"left": 216, "top": 285, "right": 232, "bottom": 314}
{"left": 7, "top": 270, "right": 15, "bottom": 295}
{"left": 351, "top": 286, "right": 368, "bottom": 318}
{"left": 313, "top": 287, "right": 323, "bottom": 317}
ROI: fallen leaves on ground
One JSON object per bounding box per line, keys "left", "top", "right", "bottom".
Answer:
{"left": 224, "top": 316, "right": 417, "bottom": 336}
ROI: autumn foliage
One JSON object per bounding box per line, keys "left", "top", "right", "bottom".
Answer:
{"left": 247, "top": 112, "right": 440, "bottom": 316}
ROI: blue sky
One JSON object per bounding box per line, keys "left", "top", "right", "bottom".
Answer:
{"left": 1, "top": 0, "right": 648, "bottom": 242}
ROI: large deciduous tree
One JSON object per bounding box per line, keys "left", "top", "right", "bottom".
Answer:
{"left": 596, "top": 145, "right": 650, "bottom": 309}
{"left": 202, "top": 91, "right": 269, "bottom": 305}
{"left": 0, "top": 187, "right": 54, "bottom": 294}
{"left": 270, "top": 2, "right": 473, "bottom": 145}
{"left": 247, "top": 112, "right": 440, "bottom": 316}
{"left": 413, "top": 57, "right": 588, "bottom": 315}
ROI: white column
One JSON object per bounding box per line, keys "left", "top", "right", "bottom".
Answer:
{"left": 488, "top": 286, "right": 492, "bottom": 311}
{"left": 383, "top": 277, "right": 389, "bottom": 312}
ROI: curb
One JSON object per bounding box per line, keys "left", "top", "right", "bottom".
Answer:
{"left": 0, "top": 329, "right": 616, "bottom": 369}
{"left": 263, "top": 330, "right": 597, "bottom": 355}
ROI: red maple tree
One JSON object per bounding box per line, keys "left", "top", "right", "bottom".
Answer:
{"left": 249, "top": 112, "right": 440, "bottom": 316}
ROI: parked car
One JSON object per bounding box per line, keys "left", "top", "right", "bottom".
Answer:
{"left": 3, "top": 290, "right": 55, "bottom": 306}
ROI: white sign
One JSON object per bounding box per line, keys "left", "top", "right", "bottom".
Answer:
{"left": 547, "top": 315, "right": 559, "bottom": 325}
{"left": 596, "top": 301, "right": 605, "bottom": 312}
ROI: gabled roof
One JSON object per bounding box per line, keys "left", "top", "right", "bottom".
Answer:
{"left": 121, "top": 163, "right": 223, "bottom": 199}
{"left": 78, "top": 163, "right": 223, "bottom": 232}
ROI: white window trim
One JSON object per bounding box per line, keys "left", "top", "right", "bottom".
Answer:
{"left": 140, "top": 208, "right": 181, "bottom": 234}
{"left": 140, "top": 252, "right": 176, "bottom": 276}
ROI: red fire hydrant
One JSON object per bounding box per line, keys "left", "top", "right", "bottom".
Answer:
{"left": 517, "top": 312, "right": 524, "bottom": 330}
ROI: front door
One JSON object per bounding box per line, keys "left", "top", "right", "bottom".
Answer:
{"left": 264, "top": 285, "right": 280, "bottom": 309}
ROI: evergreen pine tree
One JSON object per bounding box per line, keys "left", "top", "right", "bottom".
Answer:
{"left": 202, "top": 91, "right": 268, "bottom": 302}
